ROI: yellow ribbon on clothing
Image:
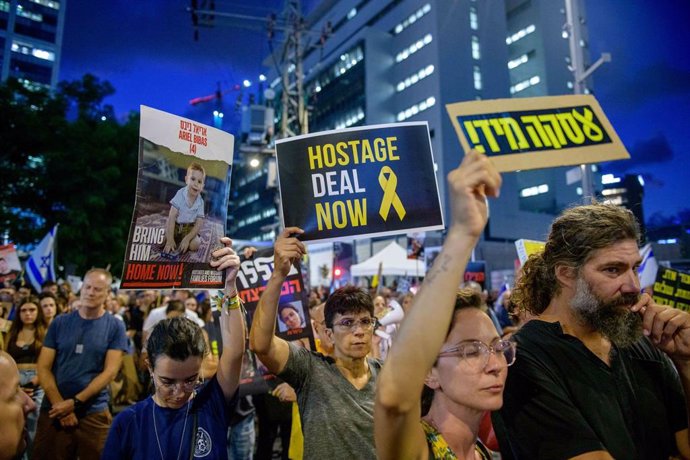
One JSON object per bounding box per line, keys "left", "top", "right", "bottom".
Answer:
{"left": 378, "top": 166, "right": 406, "bottom": 221}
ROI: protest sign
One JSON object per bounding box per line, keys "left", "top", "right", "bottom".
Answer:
{"left": 464, "top": 261, "right": 486, "bottom": 289}
{"left": 0, "top": 244, "right": 22, "bottom": 287}
{"left": 121, "top": 106, "right": 234, "bottom": 289}
{"left": 514, "top": 238, "right": 546, "bottom": 267}
{"left": 653, "top": 266, "right": 690, "bottom": 312}
{"left": 425, "top": 246, "right": 442, "bottom": 273}
{"left": 275, "top": 122, "right": 444, "bottom": 242}
{"left": 235, "top": 247, "right": 314, "bottom": 393}
{"left": 407, "top": 232, "right": 425, "bottom": 260}
{"left": 446, "top": 95, "right": 629, "bottom": 172}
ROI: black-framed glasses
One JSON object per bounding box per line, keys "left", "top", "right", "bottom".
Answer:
{"left": 153, "top": 374, "right": 202, "bottom": 393}
{"left": 438, "top": 339, "right": 516, "bottom": 371}
{"left": 332, "top": 317, "right": 376, "bottom": 332}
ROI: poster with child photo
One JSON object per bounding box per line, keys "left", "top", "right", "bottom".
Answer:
{"left": 120, "top": 106, "right": 234, "bottom": 289}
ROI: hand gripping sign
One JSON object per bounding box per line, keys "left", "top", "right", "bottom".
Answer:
{"left": 275, "top": 122, "right": 444, "bottom": 242}
{"left": 446, "top": 95, "right": 630, "bottom": 172}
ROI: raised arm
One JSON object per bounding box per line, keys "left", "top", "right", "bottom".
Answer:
{"left": 375, "top": 151, "right": 502, "bottom": 460}
{"left": 249, "top": 227, "right": 306, "bottom": 374}
{"left": 209, "top": 237, "right": 246, "bottom": 401}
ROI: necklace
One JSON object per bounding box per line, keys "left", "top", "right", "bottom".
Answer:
{"left": 152, "top": 395, "right": 192, "bottom": 460}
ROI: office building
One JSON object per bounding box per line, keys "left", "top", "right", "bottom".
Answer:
{"left": 236, "top": 0, "right": 600, "bottom": 284}
{"left": 0, "top": 0, "right": 66, "bottom": 90}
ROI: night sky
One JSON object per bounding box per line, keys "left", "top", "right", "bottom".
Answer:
{"left": 59, "top": 0, "right": 690, "bottom": 222}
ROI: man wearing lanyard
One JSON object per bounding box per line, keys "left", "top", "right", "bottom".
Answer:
{"left": 33, "top": 268, "right": 128, "bottom": 460}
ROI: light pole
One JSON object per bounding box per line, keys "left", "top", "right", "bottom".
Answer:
{"left": 564, "top": 0, "right": 610, "bottom": 201}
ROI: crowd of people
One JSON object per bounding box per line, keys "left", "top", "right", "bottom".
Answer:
{"left": 2, "top": 150, "right": 689, "bottom": 460}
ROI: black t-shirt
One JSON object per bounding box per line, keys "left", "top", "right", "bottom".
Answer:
{"left": 205, "top": 310, "right": 255, "bottom": 424}
{"left": 495, "top": 320, "right": 687, "bottom": 460}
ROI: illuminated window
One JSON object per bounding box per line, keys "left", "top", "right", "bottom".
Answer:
{"left": 510, "top": 75, "right": 540, "bottom": 94}
{"left": 16, "top": 3, "right": 44, "bottom": 21}
{"left": 397, "top": 96, "right": 436, "bottom": 122}
{"left": 396, "top": 64, "right": 434, "bottom": 92}
{"left": 473, "top": 66, "right": 482, "bottom": 90}
{"left": 471, "top": 36, "right": 481, "bottom": 60}
{"left": 393, "top": 3, "right": 431, "bottom": 35}
{"left": 395, "top": 34, "right": 433, "bottom": 63}
{"left": 506, "top": 24, "right": 536, "bottom": 45}
{"left": 29, "top": 0, "right": 60, "bottom": 9}
{"left": 469, "top": 6, "right": 478, "bottom": 30}
{"left": 11, "top": 40, "right": 55, "bottom": 61}
{"left": 334, "top": 107, "right": 365, "bottom": 130}
{"left": 507, "top": 54, "right": 528, "bottom": 69}
{"left": 520, "top": 184, "right": 549, "bottom": 198}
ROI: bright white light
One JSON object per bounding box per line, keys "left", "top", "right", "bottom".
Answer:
{"left": 601, "top": 174, "right": 621, "bottom": 185}
{"left": 101, "top": 116, "right": 106, "bottom": 121}
{"left": 637, "top": 175, "right": 645, "bottom": 186}
{"left": 249, "top": 158, "right": 260, "bottom": 168}
{"left": 243, "top": 80, "right": 251, "bottom": 87}
{"left": 259, "top": 74, "right": 266, "bottom": 82}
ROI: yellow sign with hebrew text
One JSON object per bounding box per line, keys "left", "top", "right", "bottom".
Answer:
{"left": 446, "top": 95, "right": 629, "bottom": 172}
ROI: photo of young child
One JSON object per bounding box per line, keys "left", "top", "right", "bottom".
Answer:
{"left": 163, "top": 162, "right": 206, "bottom": 254}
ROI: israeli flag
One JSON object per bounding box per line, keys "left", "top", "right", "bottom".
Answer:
{"left": 638, "top": 243, "right": 658, "bottom": 290}
{"left": 26, "top": 225, "right": 58, "bottom": 292}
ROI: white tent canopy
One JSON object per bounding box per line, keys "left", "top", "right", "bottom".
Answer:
{"left": 350, "top": 242, "right": 426, "bottom": 277}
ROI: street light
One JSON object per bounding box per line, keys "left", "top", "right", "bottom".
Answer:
{"left": 249, "top": 158, "right": 260, "bottom": 168}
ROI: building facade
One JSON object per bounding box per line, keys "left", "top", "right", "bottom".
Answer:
{"left": 235, "top": 0, "right": 604, "bottom": 285}
{"left": 0, "top": 0, "right": 65, "bottom": 90}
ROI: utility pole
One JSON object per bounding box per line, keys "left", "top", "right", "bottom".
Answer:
{"left": 278, "top": 0, "right": 309, "bottom": 138}
{"left": 564, "top": 0, "right": 610, "bottom": 202}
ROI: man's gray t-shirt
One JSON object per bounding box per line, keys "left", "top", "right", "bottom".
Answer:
{"left": 279, "top": 342, "right": 381, "bottom": 459}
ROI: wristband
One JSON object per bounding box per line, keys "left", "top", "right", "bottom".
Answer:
{"left": 223, "top": 294, "right": 242, "bottom": 311}
{"left": 213, "top": 290, "right": 242, "bottom": 313}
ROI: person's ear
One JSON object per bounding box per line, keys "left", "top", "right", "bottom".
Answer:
{"left": 555, "top": 265, "right": 577, "bottom": 289}
{"left": 424, "top": 368, "right": 441, "bottom": 390}
{"left": 324, "top": 326, "right": 334, "bottom": 342}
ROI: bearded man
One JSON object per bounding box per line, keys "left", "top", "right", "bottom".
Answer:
{"left": 495, "top": 203, "right": 690, "bottom": 460}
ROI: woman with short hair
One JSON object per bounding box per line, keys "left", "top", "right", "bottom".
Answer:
{"left": 103, "top": 238, "right": 245, "bottom": 460}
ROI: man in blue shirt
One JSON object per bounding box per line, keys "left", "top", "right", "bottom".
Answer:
{"left": 33, "top": 268, "right": 128, "bottom": 460}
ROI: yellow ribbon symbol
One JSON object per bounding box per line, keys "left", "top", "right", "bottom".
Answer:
{"left": 378, "top": 166, "right": 406, "bottom": 221}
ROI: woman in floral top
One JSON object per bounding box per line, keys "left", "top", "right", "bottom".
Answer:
{"left": 375, "top": 151, "right": 513, "bottom": 460}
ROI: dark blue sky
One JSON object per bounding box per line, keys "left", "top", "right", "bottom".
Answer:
{"left": 59, "top": 0, "right": 690, "bottom": 222}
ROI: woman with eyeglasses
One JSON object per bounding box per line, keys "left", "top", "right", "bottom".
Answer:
{"left": 102, "top": 238, "right": 245, "bottom": 460}
{"left": 375, "top": 150, "right": 506, "bottom": 459}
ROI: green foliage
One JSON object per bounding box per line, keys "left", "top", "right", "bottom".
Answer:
{"left": 0, "top": 75, "right": 139, "bottom": 277}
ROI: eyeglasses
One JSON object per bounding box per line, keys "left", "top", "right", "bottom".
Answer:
{"left": 438, "top": 339, "right": 516, "bottom": 372}
{"left": 332, "top": 317, "right": 376, "bottom": 332}
{"left": 153, "top": 374, "right": 202, "bottom": 393}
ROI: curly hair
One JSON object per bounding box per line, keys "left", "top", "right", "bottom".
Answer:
{"left": 513, "top": 202, "right": 640, "bottom": 315}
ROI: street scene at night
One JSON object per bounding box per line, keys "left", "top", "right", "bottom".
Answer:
{"left": 2, "top": 1, "right": 690, "bottom": 459}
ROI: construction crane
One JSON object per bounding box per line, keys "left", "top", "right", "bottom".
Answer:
{"left": 187, "top": 0, "right": 331, "bottom": 138}
{"left": 189, "top": 81, "right": 242, "bottom": 128}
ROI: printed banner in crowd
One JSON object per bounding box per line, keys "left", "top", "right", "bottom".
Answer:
{"left": 464, "top": 261, "right": 486, "bottom": 289}
{"left": 235, "top": 247, "right": 314, "bottom": 394}
{"left": 514, "top": 238, "right": 546, "bottom": 267}
{"left": 121, "top": 106, "right": 234, "bottom": 290}
{"left": 425, "top": 246, "right": 442, "bottom": 273}
{"left": 275, "top": 122, "right": 444, "bottom": 242}
{"left": 446, "top": 95, "right": 630, "bottom": 172}
{"left": 407, "top": 232, "right": 426, "bottom": 260}
{"left": 653, "top": 266, "right": 690, "bottom": 312}
{"left": 0, "top": 243, "right": 22, "bottom": 287}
